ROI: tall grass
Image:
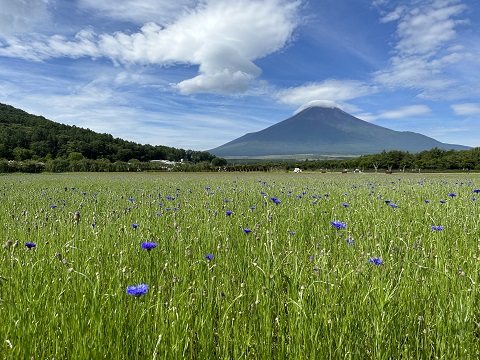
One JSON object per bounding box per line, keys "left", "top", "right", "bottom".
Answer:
{"left": 1, "top": 172, "right": 479, "bottom": 359}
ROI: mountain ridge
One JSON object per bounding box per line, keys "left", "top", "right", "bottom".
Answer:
{"left": 209, "top": 105, "right": 469, "bottom": 157}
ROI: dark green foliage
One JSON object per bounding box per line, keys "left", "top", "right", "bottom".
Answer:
{"left": 0, "top": 103, "right": 215, "bottom": 165}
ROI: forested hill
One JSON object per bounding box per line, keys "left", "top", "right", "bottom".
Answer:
{"left": 0, "top": 103, "right": 215, "bottom": 163}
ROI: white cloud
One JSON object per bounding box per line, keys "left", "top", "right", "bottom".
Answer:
{"left": 395, "top": 2, "right": 466, "bottom": 56}
{"left": 294, "top": 100, "right": 340, "bottom": 114}
{"left": 373, "top": 0, "right": 469, "bottom": 97}
{"left": 276, "top": 79, "right": 374, "bottom": 106}
{"left": 78, "top": 0, "right": 196, "bottom": 25}
{"left": 451, "top": 103, "right": 480, "bottom": 115}
{"left": 0, "top": 0, "right": 51, "bottom": 36}
{"left": 380, "top": 6, "right": 405, "bottom": 23}
{"left": 378, "top": 105, "right": 431, "bottom": 119}
{"left": 0, "top": 0, "right": 302, "bottom": 95}
{"left": 358, "top": 105, "right": 431, "bottom": 121}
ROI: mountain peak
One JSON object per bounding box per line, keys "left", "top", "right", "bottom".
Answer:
{"left": 294, "top": 100, "right": 340, "bottom": 114}
{"left": 209, "top": 104, "right": 470, "bottom": 157}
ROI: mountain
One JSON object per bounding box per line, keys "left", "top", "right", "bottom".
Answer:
{"left": 208, "top": 105, "right": 470, "bottom": 157}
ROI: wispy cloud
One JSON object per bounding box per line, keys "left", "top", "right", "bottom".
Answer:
{"left": 357, "top": 105, "right": 431, "bottom": 122}
{"left": 0, "top": 0, "right": 51, "bottom": 35}
{"left": 451, "top": 103, "right": 480, "bottom": 115}
{"left": 373, "top": 0, "right": 471, "bottom": 98}
{"left": 77, "top": 0, "right": 196, "bottom": 25}
{"left": 275, "top": 79, "right": 375, "bottom": 106}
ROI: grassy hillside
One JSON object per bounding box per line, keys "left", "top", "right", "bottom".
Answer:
{"left": 0, "top": 103, "right": 215, "bottom": 163}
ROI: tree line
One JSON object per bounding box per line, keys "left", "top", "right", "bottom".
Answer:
{"left": 0, "top": 103, "right": 218, "bottom": 164}
{"left": 291, "top": 148, "right": 480, "bottom": 173}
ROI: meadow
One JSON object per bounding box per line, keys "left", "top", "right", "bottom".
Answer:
{"left": 1, "top": 172, "right": 479, "bottom": 359}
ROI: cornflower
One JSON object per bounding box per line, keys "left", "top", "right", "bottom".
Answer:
{"left": 331, "top": 220, "right": 346, "bottom": 229}
{"left": 126, "top": 284, "right": 149, "bottom": 297}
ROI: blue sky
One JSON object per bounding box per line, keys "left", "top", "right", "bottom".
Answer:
{"left": 1, "top": 0, "right": 479, "bottom": 151}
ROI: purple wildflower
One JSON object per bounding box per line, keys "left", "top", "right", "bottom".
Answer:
{"left": 126, "top": 284, "right": 149, "bottom": 297}
{"left": 141, "top": 242, "right": 157, "bottom": 251}
{"left": 431, "top": 226, "right": 444, "bottom": 231}
{"left": 25, "top": 242, "right": 36, "bottom": 249}
{"left": 331, "top": 220, "right": 346, "bottom": 229}
{"left": 369, "top": 257, "right": 383, "bottom": 265}
{"left": 270, "top": 197, "right": 282, "bottom": 205}
{"left": 243, "top": 228, "right": 252, "bottom": 234}
{"left": 205, "top": 254, "right": 214, "bottom": 261}
{"left": 132, "top": 223, "right": 139, "bottom": 229}
{"left": 225, "top": 211, "right": 233, "bottom": 216}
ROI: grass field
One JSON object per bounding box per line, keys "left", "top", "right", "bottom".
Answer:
{"left": 1, "top": 172, "right": 480, "bottom": 359}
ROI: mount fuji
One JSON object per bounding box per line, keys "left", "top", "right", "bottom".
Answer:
{"left": 208, "top": 102, "right": 469, "bottom": 158}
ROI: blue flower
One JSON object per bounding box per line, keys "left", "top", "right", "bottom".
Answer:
{"left": 25, "top": 242, "right": 36, "bottom": 249}
{"left": 225, "top": 211, "right": 233, "bottom": 216}
{"left": 132, "top": 223, "right": 139, "bottom": 229}
{"left": 141, "top": 242, "right": 157, "bottom": 251}
{"left": 424, "top": 200, "right": 430, "bottom": 203}
{"left": 289, "top": 231, "right": 296, "bottom": 235}
{"left": 431, "top": 226, "right": 444, "bottom": 231}
{"left": 126, "top": 284, "right": 149, "bottom": 297}
{"left": 448, "top": 193, "right": 457, "bottom": 197}
{"left": 346, "top": 238, "right": 355, "bottom": 246}
{"left": 270, "top": 197, "right": 282, "bottom": 205}
{"left": 384, "top": 199, "right": 391, "bottom": 204}
{"left": 205, "top": 254, "right": 214, "bottom": 261}
{"left": 128, "top": 197, "right": 134, "bottom": 202}
{"left": 369, "top": 257, "right": 383, "bottom": 265}
{"left": 473, "top": 189, "right": 480, "bottom": 194}
{"left": 243, "top": 228, "right": 252, "bottom": 233}
{"left": 440, "top": 199, "right": 446, "bottom": 203}
{"left": 331, "top": 220, "right": 346, "bottom": 229}
{"left": 342, "top": 203, "right": 349, "bottom": 207}
{"left": 389, "top": 203, "right": 399, "bottom": 208}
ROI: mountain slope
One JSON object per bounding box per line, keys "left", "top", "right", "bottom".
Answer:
{"left": 209, "top": 106, "right": 469, "bottom": 157}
